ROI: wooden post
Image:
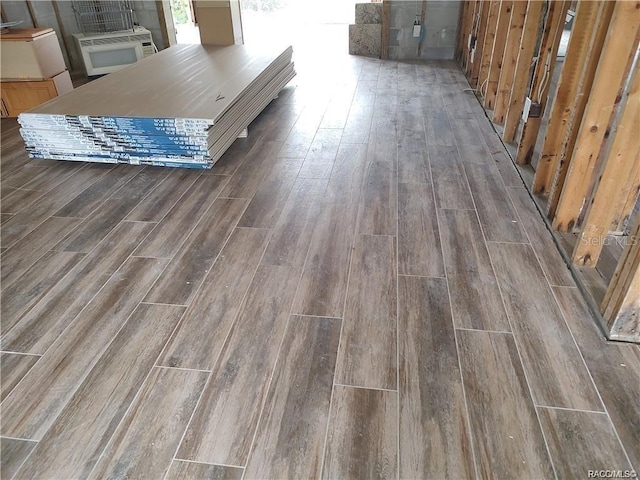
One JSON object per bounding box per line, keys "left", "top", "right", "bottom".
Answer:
{"left": 456, "top": 1, "right": 471, "bottom": 62}
{"left": 492, "top": 0, "right": 528, "bottom": 125}
{"left": 502, "top": 0, "right": 545, "bottom": 142}
{"left": 484, "top": 1, "right": 513, "bottom": 109}
{"left": 572, "top": 66, "right": 640, "bottom": 267}
{"left": 477, "top": 0, "right": 501, "bottom": 97}
{"left": 470, "top": 0, "right": 491, "bottom": 87}
{"left": 381, "top": 0, "right": 390, "bottom": 60}
{"left": 531, "top": 1, "right": 614, "bottom": 196}
{"left": 417, "top": 0, "right": 428, "bottom": 58}
{"left": 516, "top": 0, "right": 570, "bottom": 165}
{"left": 601, "top": 215, "right": 640, "bottom": 343}
{"left": 461, "top": 0, "right": 477, "bottom": 70}
{"left": 552, "top": 1, "right": 640, "bottom": 232}
{"left": 465, "top": 0, "right": 480, "bottom": 76}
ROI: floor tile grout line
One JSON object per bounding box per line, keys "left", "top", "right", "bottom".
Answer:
{"left": 431, "top": 161, "right": 480, "bottom": 480}
{"left": 293, "top": 313, "right": 343, "bottom": 321}
{"left": 154, "top": 365, "right": 211, "bottom": 374}
{"left": 455, "top": 116, "right": 559, "bottom": 480}
{"left": 0, "top": 350, "right": 42, "bottom": 357}
{"left": 454, "top": 327, "right": 515, "bottom": 335}
{"left": 332, "top": 383, "right": 398, "bottom": 394}
{"left": 140, "top": 301, "right": 189, "bottom": 308}
{"left": 534, "top": 404, "right": 609, "bottom": 415}
{"left": 171, "top": 457, "right": 245, "bottom": 469}
{"left": 396, "top": 70, "right": 401, "bottom": 480}
{"left": 0, "top": 435, "right": 38, "bottom": 442}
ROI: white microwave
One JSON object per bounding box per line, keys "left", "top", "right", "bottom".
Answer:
{"left": 73, "top": 27, "right": 155, "bottom": 76}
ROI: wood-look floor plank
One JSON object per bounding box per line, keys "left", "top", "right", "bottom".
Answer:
{"left": 1, "top": 213, "right": 14, "bottom": 225}
{"left": 53, "top": 164, "right": 141, "bottom": 218}
{"left": 133, "top": 175, "right": 229, "bottom": 258}
{"left": 237, "top": 157, "right": 303, "bottom": 228}
{"left": 450, "top": 116, "right": 485, "bottom": 146}
{"left": 0, "top": 257, "right": 168, "bottom": 441}
{"left": 1, "top": 221, "right": 155, "bottom": 354}
{"left": 144, "top": 197, "right": 248, "bottom": 306}
{"left": 292, "top": 201, "right": 356, "bottom": 318}
{"left": 553, "top": 286, "right": 640, "bottom": 467}
{"left": 321, "top": 386, "right": 397, "bottom": 480}
{"left": 244, "top": 315, "right": 341, "bottom": 480}
{"left": 456, "top": 329, "right": 554, "bottom": 479}
{"left": 159, "top": 227, "right": 270, "bottom": 370}
{"left": 219, "top": 140, "right": 282, "bottom": 198}
{"left": 279, "top": 103, "right": 326, "bottom": 158}
{"left": 424, "top": 108, "right": 456, "bottom": 146}
{"left": 0, "top": 438, "right": 37, "bottom": 480}
{"left": 0, "top": 216, "right": 81, "bottom": 289}
{"left": 0, "top": 353, "right": 39, "bottom": 402}
{"left": 13, "top": 303, "right": 185, "bottom": 479}
{"left": 1, "top": 251, "right": 85, "bottom": 333}
{"left": 488, "top": 242, "right": 603, "bottom": 410}
{"left": 493, "top": 150, "right": 524, "bottom": 187}
{"left": 320, "top": 92, "right": 353, "bottom": 129}
{"left": 357, "top": 160, "right": 397, "bottom": 236}
{"left": 54, "top": 168, "right": 168, "bottom": 253}
{"left": 508, "top": 187, "right": 574, "bottom": 286}
{"left": 428, "top": 145, "right": 475, "bottom": 210}
{"left": 397, "top": 130, "right": 430, "bottom": 184}
{"left": 398, "top": 276, "right": 475, "bottom": 479}
{"left": 176, "top": 264, "right": 299, "bottom": 466}
{"left": 398, "top": 182, "right": 444, "bottom": 277}
{"left": 3, "top": 161, "right": 79, "bottom": 192}
{"left": 209, "top": 133, "right": 262, "bottom": 176}
{"left": 261, "top": 178, "right": 327, "bottom": 269}
{"left": 336, "top": 234, "right": 396, "bottom": 390}
{"left": 87, "top": 368, "right": 207, "bottom": 480}
{"left": 341, "top": 103, "right": 373, "bottom": 144}
{"left": 125, "top": 169, "right": 202, "bottom": 222}
{"left": 298, "top": 128, "right": 342, "bottom": 179}
{"left": 166, "top": 461, "right": 243, "bottom": 480}
{"left": 464, "top": 163, "right": 528, "bottom": 243}
{"left": 325, "top": 143, "right": 368, "bottom": 205}
{"left": 1, "top": 188, "right": 50, "bottom": 216}
{"left": 439, "top": 209, "right": 511, "bottom": 331}
{"left": 538, "top": 408, "right": 632, "bottom": 478}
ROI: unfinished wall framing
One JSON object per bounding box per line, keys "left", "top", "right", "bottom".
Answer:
{"left": 457, "top": 0, "right": 640, "bottom": 343}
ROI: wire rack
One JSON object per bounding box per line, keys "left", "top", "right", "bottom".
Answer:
{"left": 72, "top": 1, "right": 136, "bottom": 34}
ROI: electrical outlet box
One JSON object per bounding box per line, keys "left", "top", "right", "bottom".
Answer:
{"left": 522, "top": 97, "right": 532, "bottom": 121}
{"left": 413, "top": 24, "right": 421, "bottom": 37}
{"left": 470, "top": 48, "right": 475, "bottom": 63}
{"left": 522, "top": 97, "right": 543, "bottom": 120}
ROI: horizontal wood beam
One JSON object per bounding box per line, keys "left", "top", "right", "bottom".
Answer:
{"left": 516, "top": 0, "right": 570, "bottom": 165}
{"left": 492, "top": 0, "right": 528, "bottom": 125}
{"left": 502, "top": 0, "right": 545, "bottom": 142}
{"left": 531, "top": 1, "right": 614, "bottom": 196}
{"left": 552, "top": 0, "right": 640, "bottom": 232}
{"left": 484, "top": 0, "right": 513, "bottom": 109}
{"left": 572, "top": 66, "right": 640, "bottom": 267}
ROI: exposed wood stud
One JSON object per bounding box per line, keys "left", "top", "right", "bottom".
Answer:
{"left": 484, "top": 1, "right": 514, "bottom": 109}
{"left": 417, "top": 0, "right": 428, "bottom": 58}
{"left": 470, "top": 0, "right": 491, "bottom": 87}
{"left": 532, "top": 1, "right": 614, "bottom": 197}
{"left": 516, "top": 0, "right": 570, "bottom": 165}
{"left": 477, "top": 1, "right": 501, "bottom": 97}
{"left": 572, "top": 66, "right": 640, "bottom": 267}
{"left": 381, "top": 0, "right": 390, "bottom": 60}
{"left": 465, "top": 0, "right": 481, "bottom": 76}
{"left": 457, "top": 1, "right": 471, "bottom": 62}
{"left": 552, "top": 0, "right": 640, "bottom": 232}
{"left": 492, "top": 0, "right": 529, "bottom": 125}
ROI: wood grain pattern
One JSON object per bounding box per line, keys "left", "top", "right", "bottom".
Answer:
{"left": 321, "top": 386, "right": 397, "bottom": 480}
{"left": 398, "top": 276, "right": 474, "bottom": 479}
{"left": 244, "top": 315, "right": 341, "bottom": 479}
{"left": 428, "top": 145, "right": 475, "bottom": 210}
{"left": 144, "top": 197, "right": 248, "bottom": 306}
{"left": 261, "top": 178, "right": 327, "bottom": 269}
{"left": 553, "top": 286, "right": 640, "bottom": 467}
{"left": 177, "top": 264, "right": 299, "bottom": 466}
{"left": 159, "top": 227, "right": 269, "bottom": 370}
{"left": 125, "top": 169, "right": 202, "bottom": 222}
{"left": 336, "top": 234, "right": 396, "bottom": 389}
{"left": 325, "top": 143, "right": 368, "bottom": 205}
{"left": 0, "top": 216, "right": 81, "bottom": 289}
{"left": 237, "top": 157, "right": 303, "bottom": 228}
{"left": 54, "top": 168, "right": 168, "bottom": 253}
{"left": 1, "top": 257, "right": 168, "bottom": 441}
{"left": 456, "top": 329, "right": 554, "bottom": 479}
{"left": 0, "top": 353, "right": 39, "bottom": 402}
{"left": 298, "top": 128, "right": 342, "bottom": 179}
{"left": 220, "top": 140, "right": 283, "bottom": 199}
{"left": 341, "top": 102, "right": 373, "bottom": 144}
{"left": 464, "top": 163, "right": 528, "bottom": 243}
{"left": 292, "top": 201, "right": 356, "bottom": 317}
{"left": 1, "top": 221, "right": 155, "bottom": 354}
{"left": 0, "top": 437, "right": 37, "bottom": 480}
{"left": 357, "top": 160, "right": 397, "bottom": 236}
{"left": 439, "top": 209, "right": 511, "bottom": 331}
{"left": 14, "top": 303, "right": 185, "bottom": 479}
{"left": 398, "top": 182, "right": 444, "bottom": 277}
{"left": 397, "top": 129, "right": 430, "bottom": 184}
{"left": 508, "top": 187, "right": 574, "bottom": 286}
{"left": 166, "top": 461, "right": 243, "bottom": 480}
{"left": 487, "top": 242, "right": 603, "bottom": 410}
{"left": 0, "top": 251, "right": 84, "bottom": 334}
{"left": 88, "top": 367, "right": 208, "bottom": 480}
{"left": 538, "top": 407, "right": 632, "bottom": 479}
{"left": 133, "top": 174, "right": 229, "bottom": 258}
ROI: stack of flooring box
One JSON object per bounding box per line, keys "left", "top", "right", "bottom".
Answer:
{"left": 18, "top": 43, "right": 295, "bottom": 169}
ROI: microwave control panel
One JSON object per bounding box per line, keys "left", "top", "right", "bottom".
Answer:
{"left": 142, "top": 41, "right": 154, "bottom": 57}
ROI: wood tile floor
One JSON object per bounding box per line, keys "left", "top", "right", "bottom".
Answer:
{"left": 1, "top": 56, "right": 639, "bottom": 479}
